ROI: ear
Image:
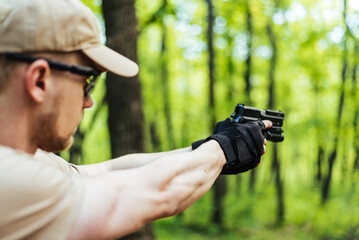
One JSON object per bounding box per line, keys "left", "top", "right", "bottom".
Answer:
{"left": 24, "top": 59, "right": 50, "bottom": 103}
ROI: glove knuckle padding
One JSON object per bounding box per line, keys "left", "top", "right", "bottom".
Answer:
{"left": 213, "top": 118, "right": 231, "bottom": 134}
{"left": 208, "top": 120, "right": 265, "bottom": 174}
{"left": 237, "top": 123, "right": 264, "bottom": 156}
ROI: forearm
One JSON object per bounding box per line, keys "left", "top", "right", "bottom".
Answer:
{"left": 77, "top": 147, "right": 192, "bottom": 176}
{"left": 150, "top": 141, "right": 225, "bottom": 214}
{"left": 109, "top": 147, "right": 192, "bottom": 170}
{"left": 107, "top": 140, "right": 226, "bottom": 222}
{"left": 70, "top": 141, "right": 225, "bottom": 240}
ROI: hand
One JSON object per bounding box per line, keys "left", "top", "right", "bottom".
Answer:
{"left": 207, "top": 118, "right": 272, "bottom": 174}
{"left": 257, "top": 120, "right": 272, "bottom": 166}
{"left": 262, "top": 120, "right": 272, "bottom": 151}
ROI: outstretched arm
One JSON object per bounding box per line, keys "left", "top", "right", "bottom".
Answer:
{"left": 35, "top": 120, "right": 271, "bottom": 239}
{"left": 74, "top": 119, "right": 272, "bottom": 176}
{"left": 68, "top": 140, "right": 225, "bottom": 240}
{"left": 76, "top": 147, "right": 192, "bottom": 176}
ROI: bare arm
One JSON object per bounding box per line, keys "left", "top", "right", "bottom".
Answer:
{"left": 68, "top": 140, "right": 225, "bottom": 240}
{"left": 76, "top": 147, "right": 192, "bottom": 176}
{"left": 76, "top": 120, "right": 272, "bottom": 177}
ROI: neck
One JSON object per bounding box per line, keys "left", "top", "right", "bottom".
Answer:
{"left": 0, "top": 94, "right": 37, "bottom": 154}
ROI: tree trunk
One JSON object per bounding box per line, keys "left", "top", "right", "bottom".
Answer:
{"left": 351, "top": 31, "right": 359, "bottom": 172}
{"left": 321, "top": 48, "right": 346, "bottom": 203}
{"left": 244, "top": 0, "right": 257, "bottom": 193}
{"left": 204, "top": 0, "right": 226, "bottom": 227}
{"left": 267, "top": 23, "right": 285, "bottom": 224}
{"left": 322, "top": 147, "right": 338, "bottom": 203}
{"left": 272, "top": 144, "right": 284, "bottom": 222}
{"left": 102, "top": 0, "right": 153, "bottom": 239}
{"left": 311, "top": 75, "right": 324, "bottom": 183}
{"left": 321, "top": 0, "right": 348, "bottom": 204}
{"left": 160, "top": 0, "right": 175, "bottom": 149}
{"left": 68, "top": 99, "right": 105, "bottom": 164}
{"left": 244, "top": 0, "right": 253, "bottom": 101}
{"left": 150, "top": 121, "right": 161, "bottom": 152}
{"left": 352, "top": 42, "right": 359, "bottom": 171}
{"left": 212, "top": 175, "right": 227, "bottom": 226}
{"left": 68, "top": 130, "right": 84, "bottom": 165}
{"left": 226, "top": 45, "right": 235, "bottom": 102}
{"left": 206, "top": 0, "right": 216, "bottom": 130}
{"left": 316, "top": 144, "right": 324, "bottom": 182}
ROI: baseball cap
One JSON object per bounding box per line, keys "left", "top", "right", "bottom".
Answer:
{"left": 0, "top": 0, "right": 139, "bottom": 77}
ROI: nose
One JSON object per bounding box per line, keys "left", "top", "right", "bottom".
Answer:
{"left": 83, "top": 96, "right": 94, "bottom": 109}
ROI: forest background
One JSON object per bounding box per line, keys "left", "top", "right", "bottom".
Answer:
{"left": 62, "top": 0, "right": 359, "bottom": 239}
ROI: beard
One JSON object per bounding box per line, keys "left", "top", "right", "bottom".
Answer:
{"left": 32, "top": 112, "right": 75, "bottom": 153}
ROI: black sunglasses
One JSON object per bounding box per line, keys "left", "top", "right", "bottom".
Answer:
{"left": 5, "top": 53, "right": 101, "bottom": 98}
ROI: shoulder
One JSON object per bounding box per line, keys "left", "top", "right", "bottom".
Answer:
{"left": 0, "top": 145, "right": 84, "bottom": 203}
{"left": 35, "top": 149, "right": 81, "bottom": 175}
{"left": 0, "top": 145, "right": 84, "bottom": 239}
{"left": 0, "top": 147, "right": 76, "bottom": 189}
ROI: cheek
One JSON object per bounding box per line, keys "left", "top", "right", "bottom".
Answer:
{"left": 66, "top": 84, "right": 85, "bottom": 110}
{"left": 55, "top": 93, "right": 84, "bottom": 129}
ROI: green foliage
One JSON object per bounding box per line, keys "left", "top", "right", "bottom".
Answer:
{"left": 75, "top": 0, "right": 359, "bottom": 238}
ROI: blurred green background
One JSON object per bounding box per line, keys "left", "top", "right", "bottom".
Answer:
{"left": 63, "top": 0, "right": 359, "bottom": 239}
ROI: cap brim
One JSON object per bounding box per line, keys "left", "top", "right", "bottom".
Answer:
{"left": 82, "top": 45, "right": 139, "bottom": 77}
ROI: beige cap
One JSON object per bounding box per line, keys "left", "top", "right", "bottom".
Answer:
{"left": 0, "top": 0, "right": 139, "bottom": 77}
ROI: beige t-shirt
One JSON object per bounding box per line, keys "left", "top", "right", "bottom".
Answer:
{"left": 0, "top": 146, "right": 84, "bottom": 240}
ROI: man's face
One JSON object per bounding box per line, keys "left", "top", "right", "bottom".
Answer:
{"left": 32, "top": 52, "right": 95, "bottom": 152}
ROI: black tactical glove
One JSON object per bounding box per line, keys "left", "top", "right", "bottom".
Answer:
{"left": 191, "top": 118, "right": 229, "bottom": 150}
{"left": 192, "top": 118, "right": 266, "bottom": 174}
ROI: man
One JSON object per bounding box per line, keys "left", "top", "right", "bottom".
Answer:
{"left": 0, "top": 0, "right": 272, "bottom": 239}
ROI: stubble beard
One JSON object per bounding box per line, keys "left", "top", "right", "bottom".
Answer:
{"left": 33, "top": 112, "right": 74, "bottom": 153}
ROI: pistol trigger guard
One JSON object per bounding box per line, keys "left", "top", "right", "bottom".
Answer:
{"left": 263, "top": 129, "right": 271, "bottom": 139}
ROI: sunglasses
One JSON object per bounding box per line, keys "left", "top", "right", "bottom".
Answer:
{"left": 5, "top": 53, "right": 101, "bottom": 98}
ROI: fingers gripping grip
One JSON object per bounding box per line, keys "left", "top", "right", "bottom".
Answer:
{"left": 206, "top": 120, "right": 265, "bottom": 174}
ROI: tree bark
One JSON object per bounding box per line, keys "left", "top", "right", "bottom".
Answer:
{"left": 206, "top": 0, "right": 216, "bottom": 130}
{"left": 204, "top": 0, "right": 226, "bottom": 227}
{"left": 244, "top": 0, "right": 257, "bottom": 193}
{"left": 150, "top": 121, "right": 161, "bottom": 152}
{"left": 349, "top": 17, "right": 359, "bottom": 173}
{"left": 244, "top": 0, "right": 253, "bottom": 101}
{"left": 311, "top": 77, "right": 324, "bottom": 183}
{"left": 321, "top": 0, "right": 348, "bottom": 204}
{"left": 352, "top": 42, "right": 359, "bottom": 172}
{"left": 68, "top": 130, "right": 84, "bottom": 165}
{"left": 267, "top": 23, "right": 285, "bottom": 224}
{"left": 68, "top": 99, "right": 105, "bottom": 164}
{"left": 103, "top": 0, "right": 144, "bottom": 157}
{"left": 102, "top": 0, "right": 153, "bottom": 239}
{"left": 159, "top": 3, "right": 176, "bottom": 149}
{"left": 316, "top": 144, "right": 324, "bottom": 182}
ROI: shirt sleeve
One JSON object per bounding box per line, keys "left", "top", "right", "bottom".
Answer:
{"left": 0, "top": 148, "right": 84, "bottom": 240}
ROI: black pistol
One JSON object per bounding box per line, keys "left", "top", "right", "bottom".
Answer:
{"left": 230, "top": 104, "right": 285, "bottom": 142}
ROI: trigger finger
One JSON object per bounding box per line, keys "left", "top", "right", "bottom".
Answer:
{"left": 262, "top": 120, "right": 273, "bottom": 129}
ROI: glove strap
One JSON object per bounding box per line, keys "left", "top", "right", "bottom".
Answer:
{"left": 206, "top": 134, "right": 237, "bottom": 165}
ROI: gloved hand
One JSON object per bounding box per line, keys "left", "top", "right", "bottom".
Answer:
{"left": 191, "top": 118, "right": 229, "bottom": 150}
{"left": 192, "top": 118, "right": 267, "bottom": 174}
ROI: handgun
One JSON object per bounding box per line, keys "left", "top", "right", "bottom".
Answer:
{"left": 230, "top": 104, "right": 285, "bottom": 142}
